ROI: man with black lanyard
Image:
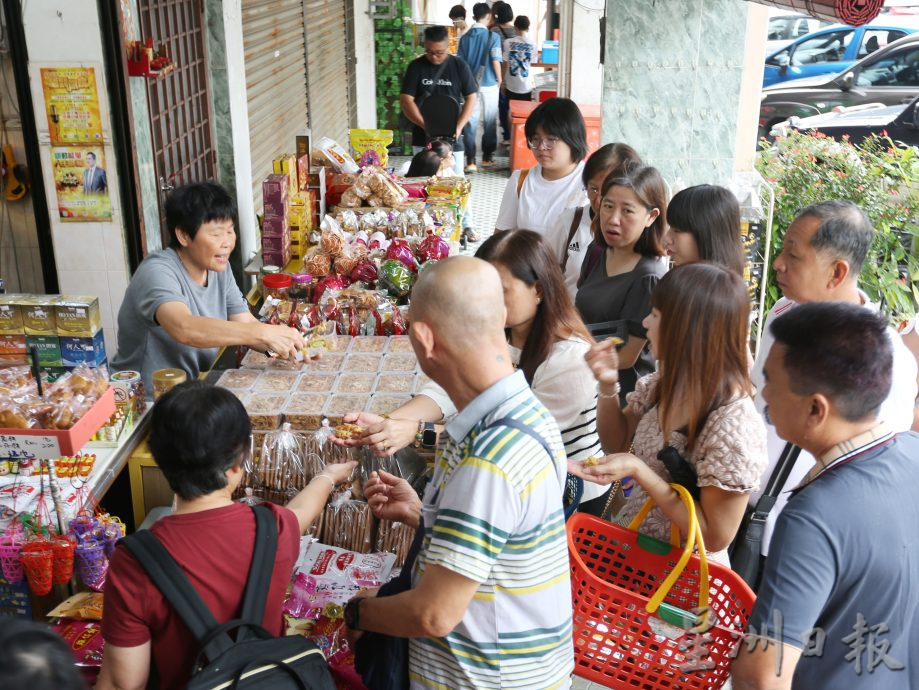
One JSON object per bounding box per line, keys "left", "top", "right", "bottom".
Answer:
{"left": 400, "top": 24, "right": 478, "bottom": 239}
{"left": 732, "top": 302, "right": 919, "bottom": 690}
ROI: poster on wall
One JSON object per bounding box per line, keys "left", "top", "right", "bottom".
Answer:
{"left": 40, "top": 67, "right": 104, "bottom": 145}
{"left": 51, "top": 146, "right": 113, "bottom": 221}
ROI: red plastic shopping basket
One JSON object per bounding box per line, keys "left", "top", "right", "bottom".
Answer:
{"left": 568, "top": 484, "right": 755, "bottom": 689}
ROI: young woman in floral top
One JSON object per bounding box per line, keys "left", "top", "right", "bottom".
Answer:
{"left": 570, "top": 263, "right": 767, "bottom": 563}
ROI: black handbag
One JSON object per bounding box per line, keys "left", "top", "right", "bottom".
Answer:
{"left": 400, "top": 57, "right": 452, "bottom": 132}
{"left": 729, "top": 442, "right": 801, "bottom": 590}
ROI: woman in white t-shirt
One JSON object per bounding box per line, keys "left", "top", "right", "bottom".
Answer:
{"left": 495, "top": 97, "right": 588, "bottom": 236}
{"left": 546, "top": 143, "right": 642, "bottom": 298}
{"left": 336, "top": 230, "right": 612, "bottom": 515}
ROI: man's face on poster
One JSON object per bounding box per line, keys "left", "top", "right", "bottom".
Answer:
{"left": 86, "top": 153, "right": 96, "bottom": 168}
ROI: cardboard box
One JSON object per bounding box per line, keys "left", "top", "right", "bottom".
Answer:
{"left": 261, "top": 234, "right": 291, "bottom": 253}
{"left": 272, "top": 154, "right": 299, "bottom": 196}
{"left": 0, "top": 386, "right": 115, "bottom": 458}
{"left": 25, "top": 335, "right": 62, "bottom": 367}
{"left": 263, "top": 246, "right": 292, "bottom": 268}
{"left": 295, "top": 128, "right": 312, "bottom": 188}
{"left": 59, "top": 331, "right": 107, "bottom": 368}
{"left": 55, "top": 296, "right": 102, "bottom": 337}
{"left": 262, "top": 215, "right": 289, "bottom": 237}
{"left": 0, "top": 334, "right": 26, "bottom": 356}
{"left": 262, "top": 174, "right": 289, "bottom": 205}
{"left": 0, "top": 295, "right": 24, "bottom": 334}
{"left": 19, "top": 296, "right": 58, "bottom": 336}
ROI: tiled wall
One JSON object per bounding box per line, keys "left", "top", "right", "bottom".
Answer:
{"left": 23, "top": 0, "right": 132, "bottom": 358}
{"left": 602, "top": 0, "right": 750, "bottom": 186}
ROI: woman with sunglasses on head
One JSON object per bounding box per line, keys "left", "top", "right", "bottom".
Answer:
{"left": 571, "top": 263, "right": 767, "bottom": 562}
{"left": 336, "top": 230, "right": 611, "bottom": 515}
{"left": 495, "top": 97, "right": 589, "bottom": 237}
{"left": 574, "top": 165, "right": 668, "bottom": 405}
{"left": 545, "top": 142, "right": 642, "bottom": 297}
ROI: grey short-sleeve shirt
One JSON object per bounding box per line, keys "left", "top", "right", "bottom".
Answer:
{"left": 111, "top": 248, "right": 249, "bottom": 394}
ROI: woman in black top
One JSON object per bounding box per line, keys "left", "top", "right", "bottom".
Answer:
{"left": 575, "top": 165, "right": 668, "bottom": 404}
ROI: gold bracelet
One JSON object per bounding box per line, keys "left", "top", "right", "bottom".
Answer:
{"left": 597, "top": 383, "right": 620, "bottom": 400}
{"left": 310, "top": 473, "right": 335, "bottom": 490}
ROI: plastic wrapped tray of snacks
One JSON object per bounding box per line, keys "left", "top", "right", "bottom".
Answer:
{"left": 381, "top": 353, "right": 418, "bottom": 372}
{"left": 386, "top": 336, "right": 414, "bottom": 353}
{"left": 241, "top": 350, "right": 273, "bottom": 368}
{"left": 267, "top": 357, "right": 304, "bottom": 371}
{"left": 367, "top": 394, "right": 412, "bottom": 417}
{"left": 295, "top": 372, "right": 338, "bottom": 393}
{"left": 413, "top": 373, "right": 432, "bottom": 394}
{"left": 350, "top": 336, "right": 388, "bottom": 353}
{"left": 244, "top": 393, "right": 289, "bottom": 430}
{"left": 374, "top": 373, "right": 415, "bottom": 394}
{"left": 326, "top": 334, "right": 354, "bottom": 353}
{"left": 254, "top": 370, "right": 300, "bottom": 393}
{"left": 336, "top": 373, "right": 377, "bottom": 394}
{"left": 344, "top": 354, "right": 383, "bottom": 373}
{"left": 309, "top": 353, "right": 345, "bottom": 373}
{"left": 216, "top": 369, "right": 261, "bottom": 390}
{"left": 283, "top": 394, "right": 327, "bottom": 430}
{"left": 323, "top": 394, "right": 371, "bottom": 426}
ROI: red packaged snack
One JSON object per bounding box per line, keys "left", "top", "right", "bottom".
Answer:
{"left": 314, "top": 274, "right": 350, "bottom": 305}
{"left": 384, "top": 239, "right": 416, "bottom": 271}
{"left": 349, "top": 261, "right": 378, "bottom": 287}
{"left": 417, "top": 231, "right": 449, "bottom": 263}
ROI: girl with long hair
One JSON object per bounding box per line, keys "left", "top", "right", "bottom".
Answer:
{"left": 574, "top": 165, "right": 668, "bottom": 404}
{"left": 571, "top": 263, "right": 767, "bottom": 559}
{"left": 404, "top": 138, "right": 455, "bottom": 177}
{"left": 338, "top": 230, "right": 611, "bottom": 513}
{"left": 664, "top": 184, "right": 746, "bottom": 275}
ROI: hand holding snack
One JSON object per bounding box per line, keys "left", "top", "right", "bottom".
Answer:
{"left": 256, "top": 323, "right": 305, "bottom": 360}
{"left": 585, "top": 337, "right": 622, "bottom": 389}
{"left": 332, "top": 412, "right": 418, "bottom": 457}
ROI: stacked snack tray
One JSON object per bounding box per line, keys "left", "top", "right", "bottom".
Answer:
{"left": 321, "top": 499, "right": 374, "bottom": 554}
{"left": 374, "top": 519, "right": 416, "bottom": 568}
{"left": 295, "top": 372, "right": 338, "bottom": 394}
{"left": 350, "top": 336, "right": 388, "bottom": 353}
{"left": 344, "top": 353, "right": 383, "bottom": 373}
{"left": 367, "top": 394, "right": 412, "bottom": 417}
{"left": 283, "top": 393, "right": 327, "bottom": 430}
{"left": 266, "top": 357, "right": 304, "bottom": 371}
{"left": 381, "top": 353, "right": 417, "bottom": 372}
{"left": 241, "top": 350, "right": 273, "bottom": 368}
{"left": 386, "top": 336, "right": 414, "bottom": 353}
{"left": 325, "top": 334, "right": 354, "bottom": 353}
{"left": 323, "top": 394, "right": 371, "bottom": 426}
{"left": 336, "top": 373, "right": 376, "bottom": 395}
{"left": 375, "top": 373, "right": 414, "bottom": 394}
{"left": 255, "top": 370, "right": 300, "bottom": 393}
{"left": 216, "top": 369, "right": 261, "bottom": 390}
{"left": 244, "top": 392, "right": 289, "bottom": 431}
{"left": 308, "top": 353, "right": 345, "bottom": 373}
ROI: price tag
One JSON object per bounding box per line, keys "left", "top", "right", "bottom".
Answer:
{"left": 0, "top": 433, "right": 61, "bottom": 460}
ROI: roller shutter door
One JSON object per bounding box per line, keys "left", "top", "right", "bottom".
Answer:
{"left": 242, "top": 0, "right": 309, "bottom": 212}
{"left": 304, "top": 0, "right": 354, "bottom": 147}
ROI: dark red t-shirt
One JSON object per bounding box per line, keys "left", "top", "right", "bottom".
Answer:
{"left": 102, "top": 502, "right": 300, "bottom": 690}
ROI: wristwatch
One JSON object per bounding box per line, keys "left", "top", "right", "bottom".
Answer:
{"left": 344, "top": 597, "right": 362, "bottom": 631}
{"left": 421, "top": 422, "right": 437, "bottom": 449}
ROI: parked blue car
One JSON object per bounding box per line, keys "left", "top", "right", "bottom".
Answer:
{"left": 763, "top": 23, "right": 916, "bottom": 87}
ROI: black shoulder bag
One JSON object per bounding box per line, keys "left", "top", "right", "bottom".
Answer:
{"left": 400, "top": 57, "right": 452, "bottom": 132}
{"left": 729, "top": 442, "right": 801, "bottom": 590}
{"left": 120, "top": 505, "right": 335, "bottom": 690}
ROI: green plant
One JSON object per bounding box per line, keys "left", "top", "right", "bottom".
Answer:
{"left": 755, "top": 132, "right": 919, "bottom": 326}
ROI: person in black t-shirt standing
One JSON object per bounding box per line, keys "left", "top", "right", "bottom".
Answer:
{"left": 401, "top": 25, "right": 480, "bottom": 241}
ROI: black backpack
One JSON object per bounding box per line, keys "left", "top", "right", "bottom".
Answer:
{"left": 120, "top": 505, "right": 336, "bottom": 690}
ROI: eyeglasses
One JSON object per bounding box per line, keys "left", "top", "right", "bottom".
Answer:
{"left": 527, "top": 136, "right": 560, "bottom": 151}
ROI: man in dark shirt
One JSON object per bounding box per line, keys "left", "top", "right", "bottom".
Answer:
{"left": 401, "top": 25, "right": 479, "bottom": 240}
{"left": 732, "top": 302, "right": 919, "bottom": 690}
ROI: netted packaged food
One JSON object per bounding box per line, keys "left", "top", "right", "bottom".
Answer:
{"left": 283, "top": 394, "right": 327, "bottom": 431}
{"left": 304, "top": 249, "right": 333, "bottom": 277}
{"left": 322, "top": 395, "right": 371, "bottom": 426}
{"left": 320, "top": 498, "right": 374, "bottom": 554}
{"left": 216, "top": 369, "right": 261, "bottom": 390}
{"left": 387, "top": 336, "right": 413, "bottom": 353}
{"left": 309, "top": 353, "right": 345, "bottom": 373}
{"left": 336, "top": 373, "right": 376, "bottom": 394}
{"left": 295, "top": 373, "right": 338, "bottom": 393}
{"left": 374, "top": 373, "right": 415, "bottom": 394}
{"left": 381, "top": 353, "right": 418, "bottom": 373}
{"left": 254, "top": 370, "right": 300, "bottom": 393}
{"left": 374, "top": 519, "right": 416, "bottom": 568}
{"left": 344, "top": 354, "right": 382, "bottom": 373}
{"left": 244, "top": 393, "right": 288, "bottom": 430}
{"left": 367, "top": 394, "right": 412, "bottom": 416}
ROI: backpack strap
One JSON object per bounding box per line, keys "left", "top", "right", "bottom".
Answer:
{"left": 561, "top": 206, "right": 586, "bottom": 271}
{"left": 237, "top": 504, "right": 279, "bottom": 640}
{"left": 516, "top": 168, "right": 529, "bottom": 197}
